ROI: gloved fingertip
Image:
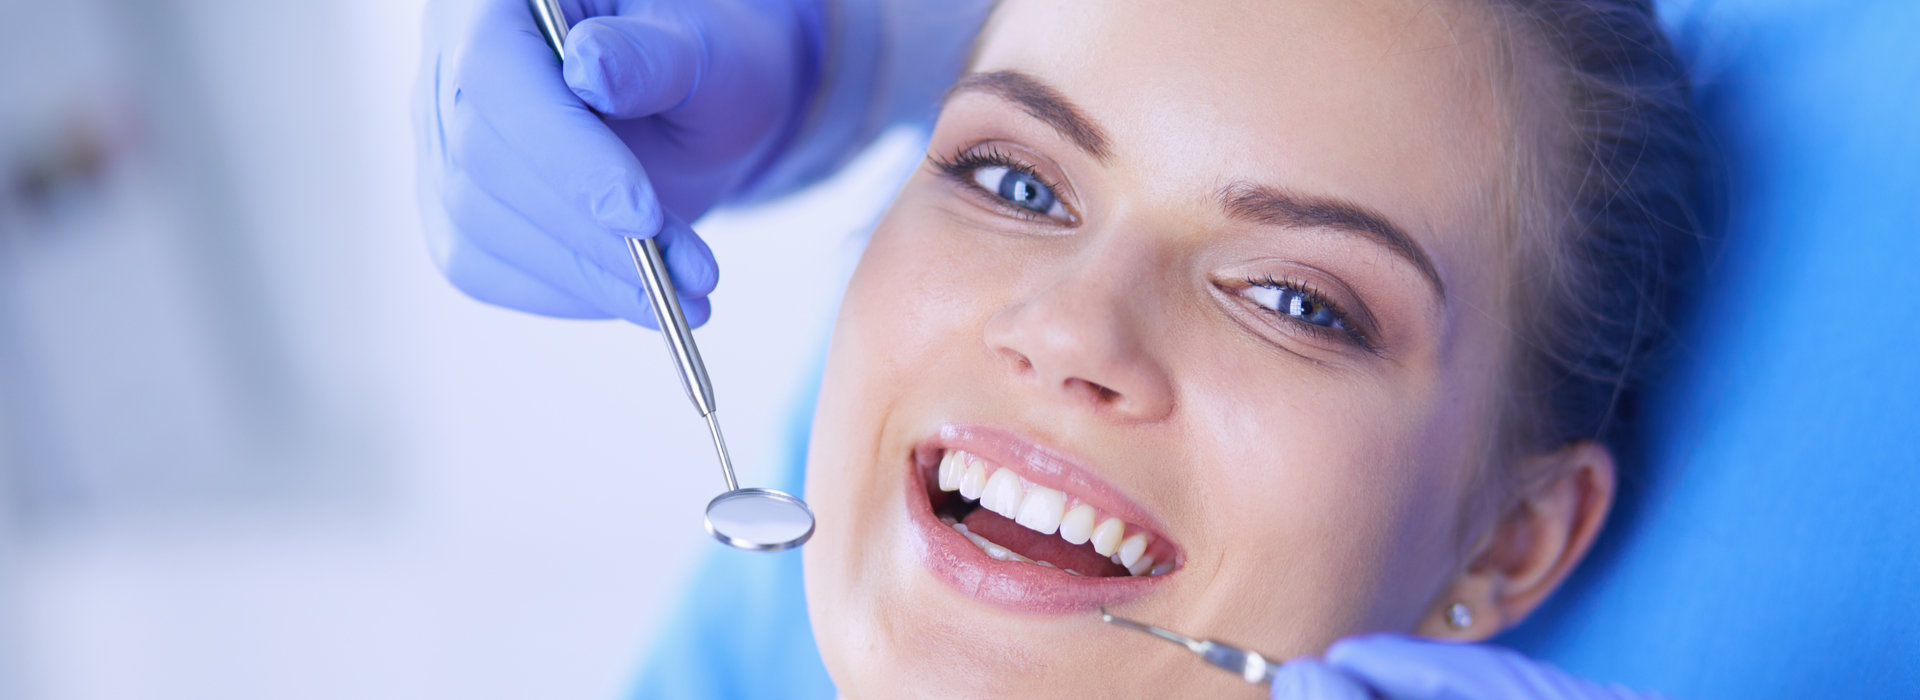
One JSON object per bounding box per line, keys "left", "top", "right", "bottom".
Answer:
{"left": 562, "top": 75, "right": 607, "bottom": 114}
{"left": 1326, "top": 633, "right": 1520, "bottom": 700}
{"left": 560, "top": 15, "right": 699, "bottom": 118}
{"left": 679, "top": 295, "right": 712, "bottom": 329}
{"left": 605, "top": 279, "right": 658, "bottom": 330}
{"left": 659, "top": 220, "right": 719, "bottom": 296}
{"left": 589, "top": 178, "right": 663, "bottom": 239}
{"left": 1268, "top": 659, "right": 1377, "bottom": 700}
{"left": 561, "top": 21, "right": 618, "bottom": 112}
{"left": 623, "top": 304, "right": 662, "bottom": 331}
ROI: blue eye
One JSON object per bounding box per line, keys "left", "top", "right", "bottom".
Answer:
{"left": 930, "top": 147, "right": 1075, "bottom": 222}
{"left": 1243, "top": 281, "right": 1352, "bottom": 332}
{"left": 971, "top": 165, "right": 1068, "bottom": 219}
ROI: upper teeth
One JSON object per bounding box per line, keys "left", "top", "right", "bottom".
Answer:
{"left": 1014, "top": 486, "right": 1066, "bottom": 535}
{"left": 982, "top": 469, "right": 1024, "bottom": 519}
{"left": 935, "top": 449, "right": 1166, "bottom": 576}
{"left": 1059, "top": 504, "right": 1097, "bottom": 545}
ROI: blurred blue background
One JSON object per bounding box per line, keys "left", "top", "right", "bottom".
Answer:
{"left": 0, "top": 1, "right": 906, "bottom": 697}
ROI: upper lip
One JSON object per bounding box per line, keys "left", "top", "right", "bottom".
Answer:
{"left": 914, "top": 423, "right": 1181, "bottom": 562}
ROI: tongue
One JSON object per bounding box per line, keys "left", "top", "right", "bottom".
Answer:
{"left": 960, "top": 508, "right": 1131, "bottom": 577}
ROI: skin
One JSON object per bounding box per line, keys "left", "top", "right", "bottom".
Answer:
{"left": 800, "top": 0, "right": 1615, "bottom": 696}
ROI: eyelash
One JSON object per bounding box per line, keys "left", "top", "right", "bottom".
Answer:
{"left": 928, "top": 147, "right": 1071, "bottom": 223}
{"left": 930, "top": 147, "right": 1374, "bottom": 353}
{"left": 1243, "top": 275, "right": 1374, "bottom": 351}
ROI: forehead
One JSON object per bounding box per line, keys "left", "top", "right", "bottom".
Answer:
{"left": 970, "top": 0, "right": 1520, "bottom": 288}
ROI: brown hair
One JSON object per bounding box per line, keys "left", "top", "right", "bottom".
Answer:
{"left": 1490, "top": 0, "right": 1705, "bottom": 492}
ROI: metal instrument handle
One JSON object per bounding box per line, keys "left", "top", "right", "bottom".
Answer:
{"left": 1101, "top": 608, "right": 1281, "bottom": 687}
{"left": 629, "top": 237, "right": 718, "bottom": 417}
{"left": 525, "top": 0, "right": 735, "bottom": 493}
{"left": 1200, "top": 642, "right": 1280, "bottom": 685}
{"left": 525, "top": 0, "right": 718, "bottom": 418}
{"left": 529, "top": 0, "right": 569, "bottom": 56}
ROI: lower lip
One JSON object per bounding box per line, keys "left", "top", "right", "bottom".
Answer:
{"left": 904, "top": 453, "right": 1167, "bottom": 614}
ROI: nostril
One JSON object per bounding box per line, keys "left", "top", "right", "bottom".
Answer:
{"left": 1065, "top": 378, "right": 1123, "bottom": 406}
{"left": 997, "top": 346, "right": 1036, "bottom": 374}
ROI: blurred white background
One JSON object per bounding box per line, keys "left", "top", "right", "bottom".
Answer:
{"left": 0, "top": 1, "right": 912, "bottom": 698}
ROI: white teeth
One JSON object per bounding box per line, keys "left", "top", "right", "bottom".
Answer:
{"left": 1058, "top": 505, "right": 1096, "bottom": 545}
{"left": 1013, "top": 486, "right": 1066, "bottom": 535}
{"left": 1126, "top": 554, "right": 1156, "bottom": 576}
{"left": 939, "top": 452, "right": 1173, "bottom": 577}
{"left": 981, "top": 469, "right": 1025, "bottom": 518}
{"left": 958, "top": 458, "right": 988, "bottom": 500}
{"left": 1117, "top": 533, "right": 1150, "bottom": 569}
{"left": 1121, "top": 533, "right": 1144, "bottom": 567}
{"left": 1090, "top": 517, "right": 1126, "bottom": 557}
{"left": 937, "top": 451, "right": 963, "bottom": 492}
{"left": 954, "top": 521, "right": 1036, "bottom": 564}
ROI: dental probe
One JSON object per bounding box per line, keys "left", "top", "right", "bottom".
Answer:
{"left": 1099, "top": 608, "right": 1282, "bottom": 686}
{"left": 527, "top": 0, "right": 815, "bottom": 552}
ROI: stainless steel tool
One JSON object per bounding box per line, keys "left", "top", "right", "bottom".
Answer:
{"left": 527, "top": 0, "right": 815, "bottom": 552}
{"left": 1099, "top": 608, "right": 1283, "bottom": 686}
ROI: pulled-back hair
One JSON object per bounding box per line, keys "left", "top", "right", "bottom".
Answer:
{"left": 1489, "top": 0, "right": 1705, "bottom": 490}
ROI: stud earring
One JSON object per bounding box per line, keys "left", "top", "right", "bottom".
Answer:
{"left": 1446, "top": 603, "right": 1473, "bottom": 630}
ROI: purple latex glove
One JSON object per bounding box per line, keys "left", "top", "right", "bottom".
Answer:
{"left": 1270, "top": 635, "right": 1671, "bottom": 700}
{"left": 413, "top": 0, "right": 823, "bottom": 327}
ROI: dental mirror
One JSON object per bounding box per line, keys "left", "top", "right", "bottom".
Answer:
{"left": 706, "top": 488, "right": 816, "bottom": 552}
{"left": 527, "top": 0, "right": 816, "bottom": 552}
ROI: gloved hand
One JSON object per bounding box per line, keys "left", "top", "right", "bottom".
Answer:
{"left": 1270, "top": 635, "right": 1671, "bottom": 700}
{"left": 412, "top": 0, "right": 824, "bottom": 327}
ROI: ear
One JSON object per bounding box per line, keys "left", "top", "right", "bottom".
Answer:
{"left": 1416, "top": 441, "right": 1617, "bottom": 640}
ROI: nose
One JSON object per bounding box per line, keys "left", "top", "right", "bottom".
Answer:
{"left": 982, "top": 248, "right": 1176, "bottom": 423}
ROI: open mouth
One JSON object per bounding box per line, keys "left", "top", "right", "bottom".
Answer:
{"left": 906, "top": 425, "right": 1183, "bottom": 612}
{"left": 928, "top": 449, "right": 1179, "bottom": 577}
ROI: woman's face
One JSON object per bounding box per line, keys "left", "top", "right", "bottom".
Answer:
{"left": 804, "top": 0, "right": 1526, "bottom": 696}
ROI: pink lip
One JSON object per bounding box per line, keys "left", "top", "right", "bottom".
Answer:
{"left": 904, "top": 424, "right": 1181, "bottom": 615}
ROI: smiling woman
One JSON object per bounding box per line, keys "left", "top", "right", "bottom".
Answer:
{"left": 798, "top": 0, "right": 1698, "bottom": 697}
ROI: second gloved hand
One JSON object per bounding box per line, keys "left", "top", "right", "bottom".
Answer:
{"left": 1270, "top": 635, "right": 1670, "bottom": 700}
{"left": 413, "top": 0, "right": 824, "bottom": 327}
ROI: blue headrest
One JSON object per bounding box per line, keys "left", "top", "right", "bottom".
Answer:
{"left": 1500, "top": 1, "right": 1920, "bottom": 697}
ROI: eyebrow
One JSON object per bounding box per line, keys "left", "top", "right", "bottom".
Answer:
{"left": 1220, "top": 183, "right": 1447, "bottom": 300}
{"left": 950, "top": 71, "right": 1444, "bottom": 301}
{"left": 949, "top": 71, "right": 1112, "bottom": 161}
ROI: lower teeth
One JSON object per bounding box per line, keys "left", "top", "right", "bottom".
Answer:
{"left": 944, "top": 518, "right": 1082, "bottom": 575}
{"left": 940, "top": 513, "right": 1168, "bottom": 578}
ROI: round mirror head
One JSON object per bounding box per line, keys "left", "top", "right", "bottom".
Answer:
{"left": 704, "top": 488, "right": 815, "bottom": 552}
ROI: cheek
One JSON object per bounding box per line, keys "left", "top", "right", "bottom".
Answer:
{"left": 1177, "top": 353, "right": 1474, "bottom": 641}
{"left": 810, "top": 192, "right": 978, "bottom": 518}
{"left": 827, "top": 183, "right": 1027, "bottom": 386}
{"left": 803, "top": 186, "right": 1018, "bottom": 655}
